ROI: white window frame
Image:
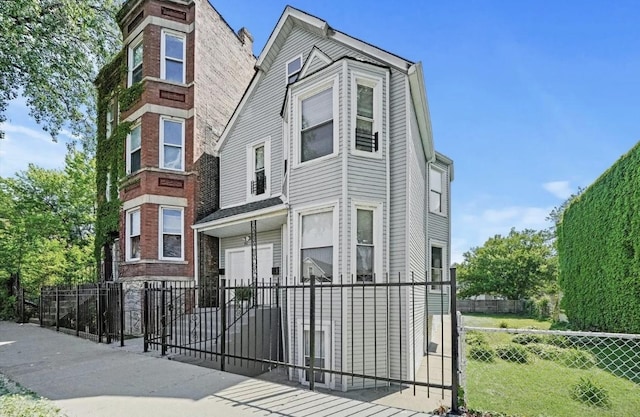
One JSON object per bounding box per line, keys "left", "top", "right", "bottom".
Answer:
{"left": 293, "top": 201, "right": 339, "bottom": 284}
{"left": 128, "top": 35, "right": 143, "bottom": 87}
{"left": 429, "top": 240, "right": 447, "bottom": 293}
{"left": 158, "top": 206, "right": 184, "bottom": 261}
{"left": 106, "top": 98, "right": 115, "bottom": 138}
{"left": 351, "top": 201, "right": 383, "bottom": 283}
{"left": 160, "top": 29, "right": 186, "bottom": 84}
{"left": 125, "top": 208, "right": 141, "bottom": 261}
{"left": 297, "top": 320, "right": 334, "bottom": 389}
{"left": 350, "top": 71, "right": 383, "bottom": 159}
{"left": 126, "top": 122, "right": 142, "bottom": 174}
{"left": 159, "top": 116, "right": 185, "bottom": 171}
{"left": 286, "top": 54, "right": 303, "bottom": 85}
{"left": 429, "top": 166, "right": 446, "bottom": 215}
{"left": 292, "top": 75, "right": 340, "bottom": 167}
{"left": 246, "top": 137, "right": 271, "bottom": 201}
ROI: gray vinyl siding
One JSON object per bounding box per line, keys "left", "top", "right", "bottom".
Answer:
{"left": 304, "top": 54, "right": 330, "bottom": 74}
{"left": 407, "top": 105, "right": 427, "bottom": 374}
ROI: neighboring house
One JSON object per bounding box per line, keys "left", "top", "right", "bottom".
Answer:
{"left": 94, "top": 0, "right": 255, "bottom": 292}
{"left": 193, "top": 7, "right": 453, "bottom": 390}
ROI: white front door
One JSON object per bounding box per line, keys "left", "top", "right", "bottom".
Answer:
{"left": 225, "top": 244, "right": 273, "bottom": 294}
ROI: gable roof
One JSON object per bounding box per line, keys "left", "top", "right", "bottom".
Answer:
{"left": 214, "top": 5, "right": 435, "bottom": 161}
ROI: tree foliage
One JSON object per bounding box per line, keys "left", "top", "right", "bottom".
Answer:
{"left": 558, "top": 142, "right": 640, "bottom": 333}
{"left": 0, "top": 150, "right": 96, "bottom": 293}
{"left": 457, "top": 228, "right": 557, "bottom": 300}
{"left": 0, "top": 0, "right": 122, "bottom": 148}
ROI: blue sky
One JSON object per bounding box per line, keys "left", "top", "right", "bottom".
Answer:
{"left": 1, "top": 0, "right": 639, "bottom": 262}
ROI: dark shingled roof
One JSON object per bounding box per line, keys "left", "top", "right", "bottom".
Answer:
{"left": 196, "top": 197, "right": 285, "bottom": 225}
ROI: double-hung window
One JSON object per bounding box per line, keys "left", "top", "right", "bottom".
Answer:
{"left": 160, "top": 207, "right": 183, "bottom": 260}
{"left": 129, "top": 38, "right": 143, "bottom": 86}
{"left": 127, "top": 124, "right": 141, "bottom": 174}
{"left": 247, "top": 139, "right": 271, "bottom": 199}
{"left": 351, "top": 73, "right": 382, "bottom": 156}
{"left": 300, "top": 210, "right": 333, "bottom": 282}
{"left": 160, "top": 117, "right": 184, "bottom": 171}
{"left": 127, "top": 209, "right": 141, "bottom": 261}
{"left": 253, "top": 144, "right": 266, "bottom": 195}
{"left": 300, "top": 86, "right": 334, "bottom": 163}
{"left": 286, "top": 55, "right": 302, "bottom": 84}
{"left": 162, "top": 31, "right": 185, "bottom": 83}
{"left": 431, "top": 246, "right": 443, "bottom": 291}
{"left": 430, "top": 168, "right": 444, "bottom": 214}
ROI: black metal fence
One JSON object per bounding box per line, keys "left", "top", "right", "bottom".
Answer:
{"left": 40, "top": 283, "right": 125, "bottom": 345}
{"left": 144, "top": 271, "right": 459, "bottom": 412}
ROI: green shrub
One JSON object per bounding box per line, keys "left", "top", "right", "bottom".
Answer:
{"left": 558, "top": 349, "right": 596, "bottom": 369}
{"left": 0, "top": 290, "right": 17, "bottom": 321}
{"left": 571, "top": 377, "right": 611, "bottom": 408}
{"left": 465, "top": 331, "right": 488, "bottom": 347}
{"left": 544, "top": 334, "right": 571, "bottom": 348}
{"left": 495, "top": 344, "right": 530, "bottom": 363}
{"left": 499, "top": 321, "right": 508, "bottom": 328}
{"left": 512, "top": 333, "right": 543, "bottom": 345}
{"left": 524, "top": 343, "right": 563, "bottom": 361}
{"left": 234, "top": 287, "right": 253, "bottom": 302}
{"left": 468, "top": 344, "right": 496, "bottom": 362}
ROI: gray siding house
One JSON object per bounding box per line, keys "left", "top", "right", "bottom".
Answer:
{"left": 193, "top": 7, "right": 453, "bottom": 391}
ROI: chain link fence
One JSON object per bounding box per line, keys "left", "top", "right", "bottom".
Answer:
{"left": 460, "top": 325, "right": 640, "bottom": 416}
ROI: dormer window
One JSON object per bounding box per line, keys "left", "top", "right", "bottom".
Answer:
{"left": 286, "top": 55, "right": 302, "bottom": 84}
{"left": 247, "top": 138, "right": 271, "bottom": 200}
{"left": 128, "top": 37, "right": 143, "bottom": 86}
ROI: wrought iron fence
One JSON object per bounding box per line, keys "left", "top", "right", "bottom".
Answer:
{"left": 144, "top": 272, "right": 459, "bottom": 413}
{"left": 40, "top": 283, "right": 125, "bottom": 345}
{"left": 460, "top": 325, "right": 640, "bottom": 416}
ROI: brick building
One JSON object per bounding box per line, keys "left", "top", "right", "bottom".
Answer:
{"left": 95, "top": 0, "right": 255, "bottom": 292}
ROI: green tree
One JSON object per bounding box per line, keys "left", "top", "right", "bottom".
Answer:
{"left": 0, "top": 149, "right": 96, "bottom": 293}
{"left": 457, "top": 228, "right": 557, "bottom": 300}
{"left": 0, "top": 0, "right": 122, "bottom": 148}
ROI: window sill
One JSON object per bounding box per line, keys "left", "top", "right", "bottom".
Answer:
{"left": 123, "top": 259, "right": 188, "bottom": 265}
{"left": 429, "top": 210, "right": 448, "bottom": 219}
{"left": 351, "top": 149, "right": 383, "bottom": 160}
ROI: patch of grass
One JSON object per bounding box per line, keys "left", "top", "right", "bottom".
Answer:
{"left": 462, "top": 313, "right": 552, "bottom": 330}
{"left": 0, "top": 374, "right": 65, "bottom": 417}
{"left": 512, "top": 333, "right": 544, "bottom": 345}
{"left": 495, "top": 344, "right": 530, "bottom": 363}
{"left": 571, "top": 377, "right": 611, "bottom": 408}
{"left": 558, "top": 349, "right": 597, "bottom": 369}
{"left": 524, "top": 343, "right": 563, "bottom": 361}
{"left": 468, "top": 344, "right": 496, "bottom": 362}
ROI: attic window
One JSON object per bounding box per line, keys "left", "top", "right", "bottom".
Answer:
{"left": 286, "top": 55, "right": 302, "bottom": 84}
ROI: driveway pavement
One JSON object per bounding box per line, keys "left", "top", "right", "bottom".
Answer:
{"left": 0, "top": 321, "right": 433, "bottom": 417}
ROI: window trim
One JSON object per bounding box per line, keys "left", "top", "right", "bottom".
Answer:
{"left": 127, "top": 35, "right": 144, "bottom": 87}
{"left": 158, "top": 206, "right": 184, "bottom": 261}
{"left": 125, "top": 208, "right": 141, "bottom": 261}
{"left": 246, "top": 137, "right": 271, "bottom": 202}
{"left": 159, "top": 116, "right": 185, "bottom": 171}
{"left": 293, "top": 201, "right": 339, "bottom": 284}
{"left": 285, "top": 54, "right": 303, "bottom": 85}
{"left": 429, "top": 166, "right": 446, "bottom": 215}
{"left": 350, "top": 71, "right": 383, "bottom": 159}
{"left": 429, "top": 240, "right": 447, "bottom": 293}
{"left": 126, "top": 122, "right": 142, "bottom": 174}
{"left": 351, "top": 201, "right": 383, "bottom": 283}
{"left": 292, "top": 75, "right": 340, "bottom": 168}
{"left": 160, "top": 29, "right": 186, "bottom": 84}
{"left": 297, "top": 320, "right": 334, "bottom": 389}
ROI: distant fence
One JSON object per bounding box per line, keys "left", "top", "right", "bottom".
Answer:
{"left": 40, "top": 283, "right": 125, "bottom": 345}
{"left": 460, "top": 326, "right": 640, "bottom": 416}
{"left": 457, "top": 299, "right": 525, "bottom": 314}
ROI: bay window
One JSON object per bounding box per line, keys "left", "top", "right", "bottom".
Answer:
{"left": 160, "top": 207, "right": 183, "bottom": 260}
{"left": 356, "top": 209, "right": 374, "bottom": 282}
{"left": 162, "top": 31, "right": 185, "bottom": 83}
{"left": 128, "top": 37, "right": 143, "bottom": 86}
{"left": 127, "top": 124, "right": 141, "bottom": 174}
{"left": 351, "top": 72, "right": 382, "bottom": 156}
{"left": 160, "top": 117, "right": 184, "bottom": 171}
{"left": 126, "top": 209, "right": 141, "bottom": 261}
{"left": 430, "top": 167, "right": 444, "bottom": 214}
{"left": 300, "top": 210, "right": 333, "bottom": 282}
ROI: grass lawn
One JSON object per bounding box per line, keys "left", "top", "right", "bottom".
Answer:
{"left": 462, "top": 314, "right": 640, "bottom": 417}
{"left": 0, "top": 373, "right": 65, "bottom": 417}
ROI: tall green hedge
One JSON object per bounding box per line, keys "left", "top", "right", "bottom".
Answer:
{"left": 557, "top": 141, "right": 640, "bottom": 333}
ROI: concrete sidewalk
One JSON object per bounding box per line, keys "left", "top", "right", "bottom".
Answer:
{"left": 0, "top": 322, "right": 432, "bottom": 417}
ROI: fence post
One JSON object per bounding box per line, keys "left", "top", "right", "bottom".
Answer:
{"left": 161, "top": 280, "right": 167, "bottom": 356}
{"left": 120, "top": 282, "right": 125, "bottom": 347}
{"left": 97, "top": 283, "right": 102, "bottom": 343}
{"left": 75, "top": 285, "right": 80, "bottom": 337}
{"left": 106, "top": 284, "right": 112, "bottom": 344}
{"left": 55, "top": 287, "right": 60, "bottom": 332}
{"left": 309, "top": 276, "right": 316, "bottom": 391}
{"left": 220, "top": 278, "right": 226, "bottom": 372}
{"left": 39, "top": 287, "right": 43, "bottom": 327}
{"left": 450, "top": 267, "right": 459, "bottom": 414}
{"left": 143, "top": 282, "right": 149, "bottom": 353}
